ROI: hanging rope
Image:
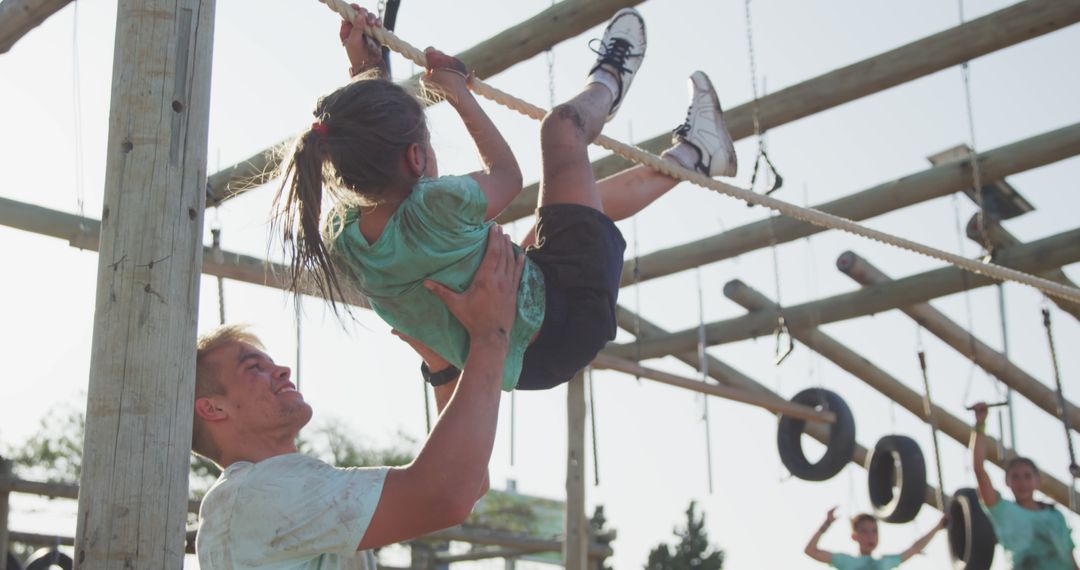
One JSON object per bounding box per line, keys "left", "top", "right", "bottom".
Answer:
{"left": 917, "top": 344, "right": 948, "bottom": 511}
{"left": 696, "top": 268, "right": 715, "bottom": 494}
{"left": 315, "top": 0, "right": 1080, "bottom": 305}
{"left": 588, "top": 367, "right": 600, "bottom": 486}
{"left": 211, "top": 226, "right": 226, "bottom": 325}
{"left": 742, "top": 0, "right": 782, "bottom": 196}
{"left": 957, "top": 0, "right": 992, "bottom": 258}
{"left": 997, "top": 284, "right": 1017, "bottom": 452}
{"left": 1042, "top": 306, "right": 1080, "bottom": 480}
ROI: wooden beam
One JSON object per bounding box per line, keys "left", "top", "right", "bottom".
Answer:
{"left": 0, "top": 196, "right": 371, "bottom": 308}
{"left": 435, "top": 547, "right": 545, "bottom": 564}
{"left": 74, "top": 1, "right": 214, "bottom": 567}
{"left": 606, "top": 307, "right": 943, "bottom": 511}
{"left": 0, "top": 0, "right": 74, "bottom": 54}
{"left": 609, "top": 227, "right": 1080, "bottom": 361}
{"left": 206, "top": 0, "right": 645, "bottom": 205}
{"left": 564, "top": 371, "right": 587, "bottom": 570}
{"left": 614, "top": 122, "right": 1080, "bottom": 286}
{"left": 837, "top": 251, "right": 1080, "bottom": 433}
{"left": 590, "top": 353, "right": 835, "bottom": 423}
{"left": 0, "top": 475, "right": 201, "bottom": 514}
{"left": 969, "top": 216, "right": 1080, "bottom": 321}
{"left": 426, "top": 526, "right": 613, "bottom": 559}
{"left": 496, "top": 0, "right": 1080, "bottom": 223}
{"left": 724, "top": 279, "right": 1080, "bottom": 513}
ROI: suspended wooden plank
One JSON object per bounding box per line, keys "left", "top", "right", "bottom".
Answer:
{"left": 496, "top": 0, "right": 1080, "bottom": 223}
{"left": 609, "top": 227, "right": 1080, "bottom": 361}
{"left": 0, "top": 0, "right": 74, "bottom": 54}
{"left": 724, "top": 279, "right": 1080, "bottom": 513}
{"left": 74, "top": 1, "right": 214, "bottom": 566}
{"left": 206, "top": 0, "right": 646, "bottom": 205}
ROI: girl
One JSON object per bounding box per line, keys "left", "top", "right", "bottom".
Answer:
{"left": 275, "top": 8, "right": 737, "bottom": 391}
{"left": 971, "top": 402, "right": 1078, "bottom": 569}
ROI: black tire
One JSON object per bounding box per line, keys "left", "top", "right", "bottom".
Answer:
{"left": 866, "top": 434, "right": 926, "bottom": 523}
{"left": 24, "top": 548, "right": 72, "bottom": 570}
{"left": 947, "top": 487, "right": 996, "bottom": 570}
{"left": 7, "top": 553, "right": 25, "bottom": 570}
{"left": 777, "top": 388, "right": 856, "bottom": 481}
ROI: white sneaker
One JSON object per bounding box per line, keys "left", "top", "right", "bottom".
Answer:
{"left": 672, "top": 71, "right": 737, "bottom": 177}
{"left": 588, "top": 8, "right": 647, "bottom": 122}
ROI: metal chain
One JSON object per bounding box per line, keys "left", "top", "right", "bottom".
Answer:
{"left": 957, "top": 0, "right": 991, "bottom": 256}
{"left": 697, "top": 268, "right": 715, "bottom": 494}
{"left": 1043, "top": 307, "right": 1080, "bottom": 479}
{"left": 918, "top": 348, "right": 947, "bottom": 510}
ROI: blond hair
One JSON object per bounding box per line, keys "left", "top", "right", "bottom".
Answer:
{"left": 192, "top": 324, "right": 265, "bottom": 464}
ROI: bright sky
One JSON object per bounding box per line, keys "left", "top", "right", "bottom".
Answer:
{"left": 2, "top": 0, "right": 1080, "bottom": 568}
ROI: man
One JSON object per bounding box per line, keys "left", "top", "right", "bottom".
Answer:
{"left": 194, "top": 226, "right": 523, "bottom": 568}
{"left": 804, "top": 507, "right": 945, "bottom": 569}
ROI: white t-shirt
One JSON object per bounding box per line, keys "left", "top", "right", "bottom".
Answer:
{"left": 197, "top": 453, "right": 389, "bottom": 570}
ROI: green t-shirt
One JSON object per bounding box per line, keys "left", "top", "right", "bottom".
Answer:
{"left": 331, "top": 175, "right": 545, "bottom": 391}
{"left": 986, "top": 494, "right": 1076, "bottom": 569}
{"left": 829, "top": 553, "right": 901, "bottom": 570}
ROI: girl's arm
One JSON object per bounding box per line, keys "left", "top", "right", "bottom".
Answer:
{"left": 804, "top": 507, "right": 836, "bottom": 563}
{"left": 423, "top": 49, "right": 522, "bottom": 220}
{"left": 970, "top": 403, "right": 999, "bottom": 507}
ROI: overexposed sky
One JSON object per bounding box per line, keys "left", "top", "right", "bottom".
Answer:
{"left": 2, "top": 1, "right": 1080, "bottom": 568}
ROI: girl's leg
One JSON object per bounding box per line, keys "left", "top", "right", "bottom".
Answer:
{"left": 536, "top": 8, "right": 646, "bottom": 212}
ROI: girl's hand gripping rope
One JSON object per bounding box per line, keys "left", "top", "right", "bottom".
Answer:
{"left": 340, "top": 3, "right": 386, "bottom": 78}
{"left": 422, "top": 47, "right": 472, "bottom": 103}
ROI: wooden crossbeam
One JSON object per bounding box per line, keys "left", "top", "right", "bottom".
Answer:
{"left": 609, "top": 228, "right": 1080, "bottom": 361}
{"left": 496, "top": 0, "right": 1080, "bottom": 223}
{"left": 724, "top": 279, "right": 1080, "bottom": 514}
{"left": 0, "top": 0, "right": 74, "bottom": 54}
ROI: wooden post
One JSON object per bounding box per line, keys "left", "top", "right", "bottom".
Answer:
{"left": 564, "top": 371, "right": 587, "bottom": 570}
{"left": 969, "top": 217, "right": 1080, "bottom": 321}
{"left": 0, "top": 0, "right": 76, "bottom": 54}
{"left": 837, "top": 251, "right": 1080, "bottom": 433}
{"left": 609, "top": 227, "right": 1080, "bottom": 361}
{"left": 724, "top": 279, "right": 1080, "bottom": 513}
{"left": 496, "top": 0, "right": 1080, "bottom": 223}
{"left": 205, "top": 0, "right": 645, "bottom": 205}
{"left": 74, "top": 0, "right": 215, "bottom": 568}
{"left": 0, "top": 457, "right": 10, "bottom": 570}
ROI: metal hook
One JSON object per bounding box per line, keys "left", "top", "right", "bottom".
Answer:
{"left": 774, "top": 315, "right": 794, "bottom": 365}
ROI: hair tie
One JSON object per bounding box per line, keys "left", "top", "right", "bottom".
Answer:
{"left": 311, "top": 121, "right": 330, "bottom": 137}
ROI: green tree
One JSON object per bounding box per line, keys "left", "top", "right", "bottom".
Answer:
{"left": 591, "top": 505, "right": 615, "bottom": 570}
{"left": 645, "top": 501, "right": 724, "bottom": 570}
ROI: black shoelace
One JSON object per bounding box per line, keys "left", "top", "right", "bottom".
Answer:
{"left": 589, "top": 37, "right": 642, "bottom": 77}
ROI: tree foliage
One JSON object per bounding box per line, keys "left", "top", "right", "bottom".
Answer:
{"left": 646, "top": 501, "right": 724, "bottom": 570}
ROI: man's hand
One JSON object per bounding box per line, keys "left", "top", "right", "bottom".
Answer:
{"left": 972, "top": 402, "right": 989, "bottom": 425}
{"left": 340, "top": 4, "right": 384, "bottom": 77}
{"left": 424, "top": 225, "right": 523, "bottom": 343}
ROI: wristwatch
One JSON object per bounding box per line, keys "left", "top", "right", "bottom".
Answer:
{"left": 421, "top": 363, "right": 460, "bottom": 387}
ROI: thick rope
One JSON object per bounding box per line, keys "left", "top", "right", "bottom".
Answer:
{"left": 318, "top": 0, "right": 1080, "bottom": 305}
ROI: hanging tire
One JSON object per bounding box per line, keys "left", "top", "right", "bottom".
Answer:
{"left": 948, "top": 487, "right": 996, "bottom": 570}
{"left": 24, "top": 548, "right": 72, "bottom": 570}
{"left": 777, "top": 388, "right": 856, "bottom": 481}
{"left": 866, "top": 434, "right": 926, "bottom": 523}
{"left": 7, "top": 552, "right": 25, "bottom": 570}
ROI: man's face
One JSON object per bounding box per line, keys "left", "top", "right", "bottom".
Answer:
{"left": 203, "top": 341, "right": 312, "bottom": 440}
{"left": 851, "top": 520, "right": 878, "bottom": 554}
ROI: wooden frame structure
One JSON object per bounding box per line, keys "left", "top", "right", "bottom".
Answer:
{"left": 1, "top": 0, "right": 1079, "bottom": 568}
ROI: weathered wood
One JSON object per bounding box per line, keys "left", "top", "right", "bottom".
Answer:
{"left": 564, "top": 371, "right": 587, "bottom": 570}
{"left": 970, "top": 217, "right": 1080, "bottom": 321}
{"left": 0, "top": 476, "right": 201, "bottom": 514}
{"left": 724, "top": 279, "right": 1080, "bottom": 513}
{"left": 74, "top": 1, "right": 215, "bottom": 568}
{"left": 0, "top": 196, "right": 371, "bottom": 308}
{"left": 206, "top": 0, "right": 645, "bottom": 205}
{"left": 0, "top": 0, "right": 74, "bottom": 54}
{"left": 609, "top": 228, "right": 1080, "bottom": 361}
{"left": 838, "top": 251, "right": 1080, "bottom": 435}
{"left": 496, "top": 0, "right": 1080, "bottom": 223}
{"left": 590, "top": 353, "right": 835, "bottom": 423}
{"left": 607, "top": 307, "right": 944, "bottom": 511}
{"left": 615, "top": 122, "right": 1080, "bottom": 286}
{"left": 435, "top": 547, "right": 545, "bottom": 564}
{"left": 0, "top": 459, "right": 10, "bottom": 570}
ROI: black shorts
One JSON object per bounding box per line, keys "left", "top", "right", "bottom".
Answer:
{"left": 517, "top": 204, "right": 626, "bottom": 390}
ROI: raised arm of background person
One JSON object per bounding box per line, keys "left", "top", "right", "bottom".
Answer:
{"left": 422, "top": 49, "right": 522, "bottom": 220}
{"left": 804, "top": 507, "right": 837, "bottom": 564}
{"left": 899, "top": 517, "right": 947, "bottom": 562}
{"left": 970, "top": 402, "right": 998, "bottom": 507}
{"left": 358, "top": 226, "right": 523, "bottom": 549}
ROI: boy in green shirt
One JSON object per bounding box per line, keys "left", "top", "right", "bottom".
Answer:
{"left": 804, "top": 508, "right": 945, "bottom": 569}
